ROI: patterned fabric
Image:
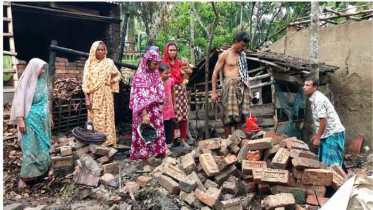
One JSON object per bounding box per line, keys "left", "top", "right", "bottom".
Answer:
{"left": 222, "top": 77, "right": 251, "bottom": 126}
{"left": 174, "top": 83, "right": 189, "bottom": 121}
{"left": 162, "top": 78, "right": 176, "bottom": 120}
{"left": 238, "top": 51, "right": 250, "bottom": 87}
{"left": 309, "top": 90, "right": 345, "bottom": 139}
{"left": 82, "top": 41, "right": 121, "bottom": 147}
{"left": 319, "top": 131, "right": 345, "bottom": 167}
{"left": 162, "top": 43, "right": 183, "bottom": 84}
{"left": 20, "top": 68, "right": 51, "bottom": 178}
{"left": 130, "top": 50, "right": 166, "bottom": 160}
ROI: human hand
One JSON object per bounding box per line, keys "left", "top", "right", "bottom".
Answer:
{"left": 249, "top": 93, "right": 253, "bottom": 102}
{"left": 181, "top": 83, "right": 186, "bottom": 93}
{"left": 50, "top": 117, "right": 54, "bottom": 128}
{"left": 142, "top": 114, "right": 150, "bottom": 124}
{"left": 211, "top": 92, "right": 218, "bottom": 104}
{"left": 18, "top": 120, "right": 27, "bottom": 133}
{"left": 85, "top": 97, "right": 92, "bottom": 110}
{"left": 312, "top": 136, "right": 321, "bottom": 149}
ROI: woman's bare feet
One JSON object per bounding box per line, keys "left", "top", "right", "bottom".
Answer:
{"left": 18, "top": 179, "right": 26, "bottom": 189}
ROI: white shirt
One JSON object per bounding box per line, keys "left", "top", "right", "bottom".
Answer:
{"left": 309, "top": 90, "right": 345, "bottom": 138}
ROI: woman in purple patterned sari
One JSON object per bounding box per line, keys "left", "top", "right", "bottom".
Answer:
{"left": 129, "top": 50, "right": 167, "bottom": 171}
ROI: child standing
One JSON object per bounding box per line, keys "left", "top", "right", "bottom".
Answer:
{"left": 129, "top": 50, "right": 167, "bottom": 172}
{"left": 159, "top": 63, "right": 176, "bottom": 149}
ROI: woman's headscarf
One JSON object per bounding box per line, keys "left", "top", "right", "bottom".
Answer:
{"left": 130, "top": 50, "right": 164, "bottom": 115}
{"left": 162, "top": 43, "right": 183, "bottom": 84}
{"left": 10, "top": 58, "right": 47, "bottom": 122}
{"left": 82, "top": 41, "right": 119, "bottom": 94}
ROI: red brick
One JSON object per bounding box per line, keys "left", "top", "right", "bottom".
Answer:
{"left": 222, "top": 181, "right": 238, "bottom": 195}
{"left": 102, "top": 162, "right": 119, "bottom": 174}
{"left": 304, "top": 185, "right": 326, "bottom": 197}
{"left": 179, "top": 175, "right": 197, "bottom": 193}
{"left": 204, "top": 179, "right": 219, "bottom": 189}
{"left": 56, "top": 65, "right": 66, "bottom": 70}
{"left": 264, "top": 131, "right": 288, "bottom": 145}
{"left": 219, "top": 139, "right": 230, "bottom": 156}
{"left": 198, "top": 172, "right": 207, "bottom": 183}
{"left": 271, "top": 148, "right": 290, "bottom": 169}
{"left": 258, "top": 183, "right": 271, "bottom": 194}
{"left": 237, "top": 143, "right": 250, "bottom": 162}
{"left": 199, "top": 153, "right": 220, "bottom": 177}
{"left": 263, "top": 193, "right": 295, "bottom": 210}
{"left": 261, "top": 169, "right": 290, "bottom": 185}
{"left": 199, "top": 139, "right": 221, "bottom": 150}
{"left": 97, "top": 156, "right": 109, "bottom": 164}
{"left": 214, "top": 165, "right": 239, "bottom": 185}
{"left": 164, "top": 163, "right": 186, "bottom": 182}
{"left": 298, "top": 151, "right": 318, "bottom": 160}
{"left": 264, "top": 144, "right": 280, "bottom": 159}
{"left": 252, "top": 169, "right": 263, "bottom": 183}
{"left": 52, "top": 155, "right": 74, "bottom": 173}
{"left": 289, "top": 149, "right": 303, "bottom": 159}
{"left": 181, "top": 153, "right": 196, "bottom": 174}
{"left": 157, "top": 175, "right": 180, "bottom": 194}
{"left": 60, "top": 146, "right": 73, "bottom": 156}
{"left": 215, "top": 198, "right": 242, "bottom": 210}
{"left": 332, "top": 171, "right": 345, "bottom": 190}
{"left": 302, "top": 169, "right": 333, "bottom": 186}
{"left": 280, "top": 137, "right": 297, "bottom": 148}
{"left": 190, "top": 171, "right": 207, "bottom": 191}
{"left": 230, "top": 145, "right": 241, "bottom": 154}
{"left": 246, "top": 138, "right": 273, "bottom": 150}
{"left": 56, "top": 57, "right": 68, "bottom": 62}
{"left": 271, "top": 185, "right": 306, "bottom": 204}
{"left": 195, "top": 187, "right": 221, "bottom": 207}
{"left": 242, "top": 174, "right": 253, "bottom": 181}
{"left": 180, "top": 191, "right": 196, "bottom": 205}
{"left": 242, "top": 160, "right": 267, "bottom": 175}
{"left": 292, "top": 157, "right": 321, "bottom": 170}
{"left": 89, "top": 144, "right": 111, "bottom": 156}
{"left": 218, "top": 154, "right": 237, "bottom": 171}
{"left": 330, "top": 163, "right": 347, "bottom": 179}
{"left": 136, "top": 176, "right": 152, "bottom": 187}
{"left": 213, "top": 156, "right": 225, "bottom": 164}
{"left": 202, "top": 149, "right": 213, "bottom": 154}
{"left": 55, "top": 61, "right": 66, "bottom": 66}
{"left": 285, "top": 139, "right": 309, "bottom": 151}
{"left": 246, "top": 150, "right": 261, "bottom": 161}
{"left": 306, "top": 195, "right": 329, "bottom": 206}
{"left": 56, "top": 70, "right": 68, "bottom": 74}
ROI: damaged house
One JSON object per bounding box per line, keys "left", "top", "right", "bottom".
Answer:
{"left": 188, "top": 46, "right": 339, "bottom": 141}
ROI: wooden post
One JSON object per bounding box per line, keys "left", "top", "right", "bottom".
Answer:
{"left": 49, "top": 40, "right": 57, "bottom": 82}
{"left": 310, "top": 2, "right": 320, "bottom": 78}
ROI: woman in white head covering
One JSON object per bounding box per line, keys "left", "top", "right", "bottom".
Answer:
{"left": 10, "top": 58, "right": 53, "bottom": 188}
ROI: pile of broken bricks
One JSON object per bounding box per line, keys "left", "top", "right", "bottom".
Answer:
{"left": 150, "top": 130, "right": 349, "bottom": 210}
{"left": 51, "top": 136, "right": 121, "bottom": 188}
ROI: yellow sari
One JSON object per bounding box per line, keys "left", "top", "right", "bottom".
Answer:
{"left": 82, "top": 41, "right": 121, "bottom": 147}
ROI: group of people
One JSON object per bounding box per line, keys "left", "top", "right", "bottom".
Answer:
{"left": 10, "top": 31, "right": 346, "bottom": 187}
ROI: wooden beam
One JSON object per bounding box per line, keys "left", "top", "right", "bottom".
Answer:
{"left": 248, "top": 65, "right": 267, "bottom": 74}
{"left": 247, "top": 56, "right": 289, "bottom": 72}
{"left": 250, "top": 103, "right": 275, "bottom": 116}
{"left": 50, "top": 44, "right": 137, "bottom": 69}
{"left": 12, "top": 3, "right": 121, "bottom": 24}
{"left": 249, "top": 73, "right": 272, "bottom": 81}
{"left": 289, "top": 9, "right": 373, "bottom": 26}
{"left": 251, "top": 81, "right": 273, "bottom": 89}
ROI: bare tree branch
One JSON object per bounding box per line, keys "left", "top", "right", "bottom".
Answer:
{"left": 255, "top": 3, "right": 283, "bottom": 49}
{"left": 250, "top": 2, "right": 272, "bottom": 48}
{"left": 191, "top": 2, "right": 211, "bottom": 40}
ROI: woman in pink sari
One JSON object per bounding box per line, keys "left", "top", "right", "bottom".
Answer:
{"left": 130, "top": 50, "right": 167, "bottom": 171}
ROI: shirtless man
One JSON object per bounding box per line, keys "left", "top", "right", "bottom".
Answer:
{"left": 211, "top": 32, "right": 252, "bottom": 137}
